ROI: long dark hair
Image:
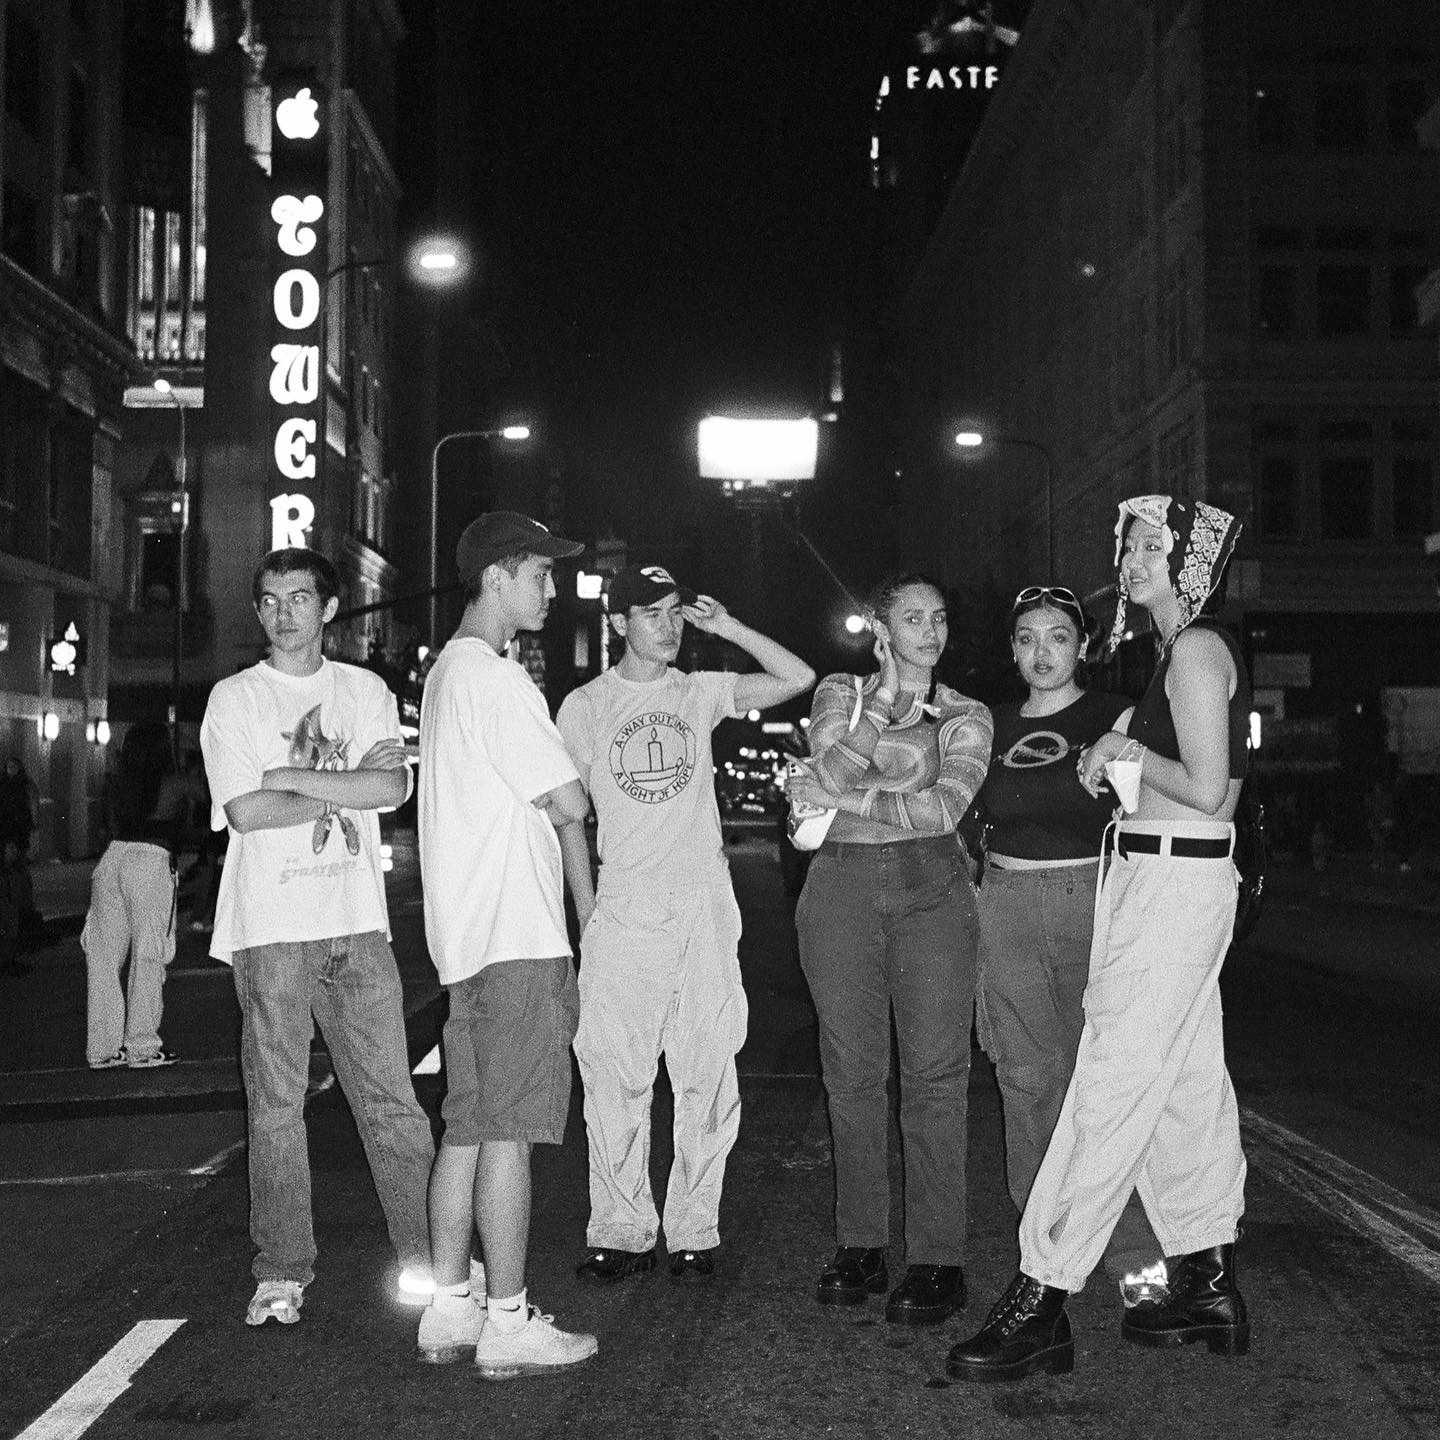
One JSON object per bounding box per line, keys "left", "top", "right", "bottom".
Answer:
{"left": 113, "top": 722, "right": 176, "bottom": 831}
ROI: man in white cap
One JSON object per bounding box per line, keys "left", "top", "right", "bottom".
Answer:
{"left": 416, "top": 511, "right": 597, "bottom": 1378}
{"left": 557, "top": 565, "right": 814, "bottom": 1285}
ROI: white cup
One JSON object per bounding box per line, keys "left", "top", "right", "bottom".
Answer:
{"left": 1104, "top": 758, "right": 1144, "bottom": 813}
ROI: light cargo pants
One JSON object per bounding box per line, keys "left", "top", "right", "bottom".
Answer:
{"left": 83, "top": 841, "right": 177, "bottom": 1063}
{"left": 574, "top": 881, "right": 747, "bottom": 1253}
{"left": 1019, "top": 820, "right": 1247, "bottom": 1293}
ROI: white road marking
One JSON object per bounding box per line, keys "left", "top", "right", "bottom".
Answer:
{"left": 15, "top": 1319, "right": 185, "bottom": 1440}
{"left": 1242, "top": 1107, "right": 1440, "bottom": 1289}
{"left": 413, "top": 1045, "right": 441, "bottom": 1075}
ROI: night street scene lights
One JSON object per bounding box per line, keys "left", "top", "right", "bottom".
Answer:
{"left": 955, "top": 428, "right": 1058, "bottom": 582}
{"left": 152, "top": 376, "right": 191, "bottom": 751}
{"left": 429, "top": 425, "right": 535, "bottom": 648}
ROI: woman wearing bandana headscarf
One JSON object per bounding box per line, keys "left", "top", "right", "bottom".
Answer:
{"left": 949, "top": 496, "right": 1251, "bottom": 1384}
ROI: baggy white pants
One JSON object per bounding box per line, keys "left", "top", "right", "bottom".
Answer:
{"left": 1019, "top": 819, "right": 1247, "bottom": 1293}
{"left": 574, "top": 880, "right": 748, "bottom": 1253}
{"left": 82, "top": 841, "right": 177, "bottom": 1063}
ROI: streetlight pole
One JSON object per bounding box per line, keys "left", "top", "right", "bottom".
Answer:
{"left": 429, "top": 426, "right": 532, "bottom": 649}
{"left": 154, "top": 379, "right": 188, "bottom": 755}
{"left": 955, "top": 431, "right": 1058, "bottom": 580}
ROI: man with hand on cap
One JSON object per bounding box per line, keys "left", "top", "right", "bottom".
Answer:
{"left": 556, "top": 565, "right": 815, "bottom": 1285}
{"left": 416, "top": 510, "right": 598, "bottom": 1377}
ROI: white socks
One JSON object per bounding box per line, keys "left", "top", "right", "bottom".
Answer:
{"left": 486, "top": 1287, "right": 528, "bottom": 1334}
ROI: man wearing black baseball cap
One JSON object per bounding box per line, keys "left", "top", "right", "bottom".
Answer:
{"left": 556, "top": 564, "right": 815, "bottom": 1286}
{"left": 416, "top": 511, "right": 597, "bottom": 1376}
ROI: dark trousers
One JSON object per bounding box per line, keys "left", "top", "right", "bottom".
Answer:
{"left": 796, "top": 832, "right": 978, "bottom": 1266}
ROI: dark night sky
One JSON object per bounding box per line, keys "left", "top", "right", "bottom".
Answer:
{"left": 404, "top": 1, "right": 920, "bottom": 569}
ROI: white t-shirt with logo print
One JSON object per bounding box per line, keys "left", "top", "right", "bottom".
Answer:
{"left": 200, "top": 658, "right": 403, "bottom": 962}
{"left": 556, "top": 666, "right": 741, "bottom": 896}
{"left": 418, "top": 637, "right": 580, "bottom": 985}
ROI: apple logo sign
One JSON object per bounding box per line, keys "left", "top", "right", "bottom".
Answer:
{"left": 276, "top": 87, "right": 320, "bottom": 142}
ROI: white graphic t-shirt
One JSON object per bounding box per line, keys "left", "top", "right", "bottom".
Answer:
{"left": 419, "top": 637, "right": 580, "bottom": 985}
{"left": 556, "top": 667, "right": 740, "bottom": 895}
{"left": 200, "top": 659, "right": 402, "bottom": 961}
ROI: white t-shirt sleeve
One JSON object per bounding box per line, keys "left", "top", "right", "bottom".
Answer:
{"left": 487, "top": 670, "right": 580, "bottom": 806}
{"left": 359, "top": 676, "right": 413, "bottom": 807}
{"left": 200, "top": 681, "right": 260, "bottom": 829}
{"left": 699, "top": 670, "right": 743, "bottom": 729}
{"left": 554, "top": 690, "right": 594, "bottom": 792}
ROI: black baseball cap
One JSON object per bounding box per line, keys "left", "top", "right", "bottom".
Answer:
{"left": 455, "top": 511, "right": 583, "bottom": 584}
{"left": 604, "top": 564, "right": 697, "bottom": 615}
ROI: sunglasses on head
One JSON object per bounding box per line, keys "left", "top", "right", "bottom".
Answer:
{"left": 1013, "top": 585, "right": 1082, "bottom": 611}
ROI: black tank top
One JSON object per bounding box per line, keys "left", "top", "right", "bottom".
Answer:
{"left": 1129, "top": 620, "right": 1250, "bottom": 778}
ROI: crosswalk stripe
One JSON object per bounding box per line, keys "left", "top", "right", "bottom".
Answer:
{"left": 15, "top": 1319, "right": 185, "bottom": 1440}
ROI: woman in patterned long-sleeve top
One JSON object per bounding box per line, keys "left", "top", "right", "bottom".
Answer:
{"left": 787, "top": 572, "right": 992, "bottom": 1326}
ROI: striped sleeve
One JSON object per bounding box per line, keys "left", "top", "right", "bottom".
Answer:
{"left": 806, "top": 673, "right": 890, "bottom": 794}
{"left": 856, "top": 701, "right": 994, "bottom": 835}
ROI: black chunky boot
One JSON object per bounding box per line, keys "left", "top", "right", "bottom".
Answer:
{"left": 1120, "top": 1242, "right": 1250, "bottom": 1355}
{"left": 946, "top": 1273, "right": 1073, "bottom": 1384}
{"left": 816, "top": 1247, "right": 888, "bottom": 1305}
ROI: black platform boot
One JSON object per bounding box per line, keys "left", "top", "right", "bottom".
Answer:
{"left": 1120, "top": 1242, "right": 1250, "bottom": 1355}
{"left": 946, "top": 1273, "right": 1073, "bottom": 1384}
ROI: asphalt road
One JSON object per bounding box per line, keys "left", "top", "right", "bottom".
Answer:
{"left": 2, "top": 835, "right": 1439, "bottom": 1439}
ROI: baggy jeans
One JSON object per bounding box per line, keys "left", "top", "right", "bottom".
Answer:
{"left": 797, "top": 832, "right": 978, "bottom": 1266}
{"left": 976, "top": 862, "right": 1163, "bottom": 1279}
{"left": 1019, "top": 820, "right": 1247, "bottom": 1293}
{"left": 574, "top": 882, "right": 747, "bottom": 1252}
{"left": 82, "top": 841, "right": 176, "bottom": 1063}
{"left": 232, "top": 931, "right": 434, "bottom": 1286}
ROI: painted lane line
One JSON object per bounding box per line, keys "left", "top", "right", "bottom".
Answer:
{"left": 1241, "top": 1108, "right": 1440, "bottom": 1290}
{"left": 413, "top": 1045, "right": 441, "bottom": 1076}
{"left": 16, "top": 1319, "right": 185, "bottom": 1440}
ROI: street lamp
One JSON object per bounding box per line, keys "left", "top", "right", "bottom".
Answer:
{"left": 153, "top": 376, "right": 189, "bottom": 753}
{"left": 955, "top": 430, "right": 1058, "bottom": 581}
{"left": 316, "top": 236, "right": 469, "bottom": 551}
{"left": 429, "top": 425, "right": 533, "bottom": 647}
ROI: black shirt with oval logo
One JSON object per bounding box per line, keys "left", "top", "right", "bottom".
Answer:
{"left": 976, "top": 690, "right": 1132, "bottom": 861}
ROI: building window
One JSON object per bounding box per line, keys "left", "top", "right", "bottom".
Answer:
{"left": 1318, "top": 421, "right": 1374, "bottom": 539}
{"left": 3, "top": 8, "right": 41, "bottom": 133}
{"left": 1249, "top": 73, "right": 1294, "bottom": 150}
{"left": 1258, "top": 455, "right": 1300, "bottom": 540}
{"left": 1314, "top": 81, "right": 1369, "bottom": 150}
{"left": 1316, "top": 265, "right": 1370, "bottom": 334}
{"left": 1386, "top": 76, "right": 1428, "bottom": 150}
{"left": 1393, "top": 418, "right": 1435, "bottom": 537}
{"left": 1256, "top": 266, "right": 1297, "bottom": 333}
{"left": 1389, "top": 264, "right": 1429, "bottom": 332}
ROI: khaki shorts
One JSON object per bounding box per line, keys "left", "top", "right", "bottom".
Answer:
{"left": 440, "top": 955, "right": 579, "bottom": 1146}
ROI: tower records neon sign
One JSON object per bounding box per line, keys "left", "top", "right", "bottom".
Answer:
{"left": 268, "top": 78, "right": 326, "bottom": 548}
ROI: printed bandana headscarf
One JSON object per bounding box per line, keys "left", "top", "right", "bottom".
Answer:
{"left": 1106, "top": 495, "right": 1242, "bottom": 657}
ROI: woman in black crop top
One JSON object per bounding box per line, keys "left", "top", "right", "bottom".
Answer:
{"left": 972, "top": 586, "right": 1164, "bottom": 1308}
{"left": 952, "top": 497, "right": 1253, "bottom": 1385}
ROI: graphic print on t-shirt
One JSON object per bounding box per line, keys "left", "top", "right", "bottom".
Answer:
{"left": 1000, "top": 729, "right": 1079, "bottom": 770}
{"left": 609, "top": 710, "right": 697, "bottom": 804}
{"left": 284, "top": 703, "right": 362, "bottom": 856}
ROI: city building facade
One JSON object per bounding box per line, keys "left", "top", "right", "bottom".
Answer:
{"left": 904, "top": 0, "right": 1440, "bottom": 776}
{"left": 112, "top": 0, "right": 408, "bottom": 746}
{"left": 0, "top": 0, "right": 133, "bottom": 856}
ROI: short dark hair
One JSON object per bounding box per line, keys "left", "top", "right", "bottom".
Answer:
{"left": 252, "top": 548, "right": 341, "bottom": 608}
{"left": 461, "top": 549, "right": 528, "bottom": 606}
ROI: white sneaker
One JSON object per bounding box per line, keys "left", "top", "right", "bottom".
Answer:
{"left": 417, "top": 1291, "right": 485, "bottom": 1364}
{"left": 1119, "top": 1261, "right": 1170, "bottom": 1309}
{"left": 473, "top": 1305, "right": 598, "bottom": 1381}
{"left": 396, "top": 1258, "right": 487, "bottom": 1307}
{"left": 246, "top": 1279, "right": 304, "bottom": 1326}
